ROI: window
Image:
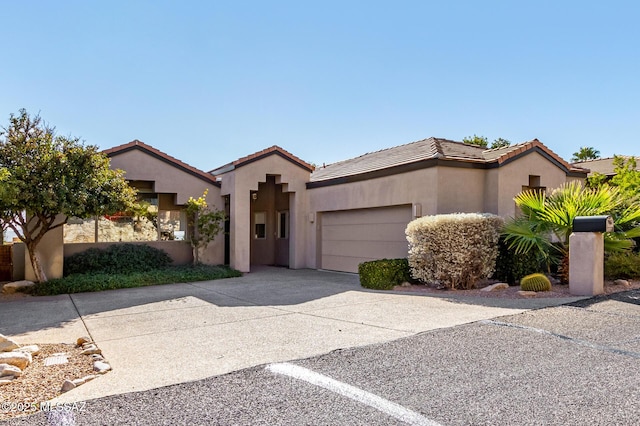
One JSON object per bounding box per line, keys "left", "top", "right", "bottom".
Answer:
{"left": 254, "top": 212, "right": 266, "bottom": 239}
{"left": 277, "top": 211, "right": 289, "bottom": 239}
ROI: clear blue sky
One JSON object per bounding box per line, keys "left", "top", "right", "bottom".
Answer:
{"left": 1, "top": 1, "right": 638, "bottom": 172}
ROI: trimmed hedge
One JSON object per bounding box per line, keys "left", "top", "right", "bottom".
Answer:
{"left": 64, "top": 243, "right": 172, "bottom": 276}
{"left": 406, "top": 213, "right": 503, "bottom": 289}
{"left": 358, "top": 258, "right": 410, "bottom": 290}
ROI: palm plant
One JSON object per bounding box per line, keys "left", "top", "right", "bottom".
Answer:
{"left": 571, "top": 146, "right": 601, "bottom": 162}
{"left": 503, "top": 181, "right": 640, "bottom": 282}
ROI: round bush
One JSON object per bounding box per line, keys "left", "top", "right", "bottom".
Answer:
{"left": 64, "top": 244, "right": 172, "bottom": 276}
{"left": 406, "top": 213, "right": 503, "bottom": 289}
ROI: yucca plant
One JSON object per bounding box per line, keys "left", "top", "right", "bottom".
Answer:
{"left": 503, "top": 181, "right": 640, "bottom": 283}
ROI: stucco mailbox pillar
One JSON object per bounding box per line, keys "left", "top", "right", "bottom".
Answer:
{"left": 568, "top": 215, "right": 613, "bottom": 296}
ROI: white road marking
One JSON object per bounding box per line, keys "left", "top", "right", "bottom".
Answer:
{"left": 266, "top": 362, "right": 442, "bottom": 426}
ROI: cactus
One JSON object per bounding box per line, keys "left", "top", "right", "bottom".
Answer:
{"left": 520, "top": 273, "right": 552, "bottom": 292}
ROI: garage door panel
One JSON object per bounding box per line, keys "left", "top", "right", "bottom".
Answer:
{"left": 320, "top": 205, "right": 412, "bottom": 273}
{"left": 322, "top": 240, "right": 408, "bottom": 260}
{"left": 322, "top": 223, "right": 408, "bottom": 242}
{"left": 323, "top": 209, "right": 410, "bottom": 226}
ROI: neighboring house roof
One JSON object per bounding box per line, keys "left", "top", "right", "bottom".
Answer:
{"left": 309, "top": 137, "right": 587, "bottom": 187}
{"left": 209, "top": 145, "right": 314, "bottom": 175}
{"left": 103, "top": 140, "right": 220, "bottom": 186}
{"left": 571, "top": 156, "right": 640, "bottom": 176}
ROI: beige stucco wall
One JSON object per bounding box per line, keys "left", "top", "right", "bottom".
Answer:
{"left": 491, "top": 152, "right": 582, "bottom": 217}
{"left": 109, "top": 149, "right": 225, "bottom": 265}
{"left": 218, "top": 155, "right": 311, "bottom": 272}
{"left": 109, "top": 149, "right": 221, "bottom": 206}
{"left": 436, "top": 166, "right": 486, "bottom": 214}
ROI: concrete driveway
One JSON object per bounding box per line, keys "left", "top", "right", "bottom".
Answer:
{"left": 0, "top": 267, "right": 582, "bottom": 403}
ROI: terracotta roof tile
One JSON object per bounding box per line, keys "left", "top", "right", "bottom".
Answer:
{"left": 310, "top": 137, "right": 586, "bottom": 182}
{"left": 103, "top": 140, "right": 219, "bottom": 185}
{"left": 209, "top": 145, "right": 314, "bottom": 174}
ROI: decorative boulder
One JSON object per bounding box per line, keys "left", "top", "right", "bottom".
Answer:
{"left": 0, "top": 351, "right": 32, "bottom": 369}
{"left": 0, "top": 333, "right": 20, "bottom": 352}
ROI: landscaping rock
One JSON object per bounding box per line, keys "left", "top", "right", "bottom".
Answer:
{"left": 72, "top": 377, "right": 86, "bottom": 386}
{"left": 93, "top": 361, "right": 111, "bottom": 373}
{"left": 0, "top": 363, "right": 23, "bottom": 378}
{"left": 81, "top": 374, "right": 97, "bottom": 383}
{"left": 518, "top": 291, "right": 538, "bottom": 297}
{"left": 80, "top": 344, "right": 102, "bottom": 355}
{"left": 0, "top": 376, "right": 16, "bottom": 385}
{"left": 0, "top": 351, "right": 32, "bottom": 369}
{"left": 614, "top": 279, "right": 630, "bottom": 287}
{"left": 0, "top": 333, "right": 20, "bottom": 352}
{"left": 90, "top": 354, "right": 105, "bottom": 361}
{"left": 61, "top": 379, "right": 76, "bottom": 392}
{"left": 13, "top": 344, "right": 40, "bottom": 355}
{"left": 77, "top": 336, "right": 92, "bottom": 346}
{"left": 2, "top": 280, "right": 35, "bottom": 294}
{"left": 481, "top": 283, "right": 509, "bottom": 292}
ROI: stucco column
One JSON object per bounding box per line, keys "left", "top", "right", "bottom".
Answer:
{"left": 230, "top": 190, "right": 251, "bottom": 273}
{"left": 568, "top": 232, "right": 604, "bottom": 296}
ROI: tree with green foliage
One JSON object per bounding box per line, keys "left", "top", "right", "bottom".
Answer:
{"left": 490, "top": 138, "right": 511, "bottom": 149}
{"left": 185, "top": 190, "right": 226, "bottom": 265}
{"left": 571, "top": 146, "right": 600, "bottom": 162}
{"left": 609, "top": 156, "right": 640, "bottom": 197}
{"left": 0, "top": 109, "right": 137, "bottom": 283}
{"left": 502, "top": 181, "right": 640, "bottom": 282}
{"left": 462, "top": 134, "right": 488, "bottom": 148}
{"left": 463, "top": 135, "right": 511, "bottom": 149}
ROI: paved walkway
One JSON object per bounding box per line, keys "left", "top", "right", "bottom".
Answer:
{"left": 0, "top": 267, "right": 583, "bottom": 403}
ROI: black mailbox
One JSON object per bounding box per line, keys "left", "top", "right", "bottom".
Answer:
{"left": 573, "top": 215, "right": 614, "bottom": 233}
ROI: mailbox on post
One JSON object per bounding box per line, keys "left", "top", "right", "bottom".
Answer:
{"left": 572, "top": 215, "right": 614, "bottom": 233}
{"left": 569, "top": 215, "right": 612, "bottom": 296}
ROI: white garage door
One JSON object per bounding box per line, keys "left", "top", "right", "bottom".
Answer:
{"left": 320, "top": 205, "right": 412, "bottom": 273}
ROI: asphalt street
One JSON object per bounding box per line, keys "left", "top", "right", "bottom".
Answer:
{"left": 4, "top": 290, "right": 640, "bottom": 426}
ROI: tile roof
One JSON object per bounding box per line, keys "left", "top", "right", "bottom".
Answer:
{"left": 310, "top": 137, "right": 586, "bottom": 182}
{"left": 103, "top": 140, "right": 219, "bottom": 186}
{"left": 209, "top": 145, "right": 314, "bottom": 175}
{"left": 571, "top": 156, "right": 640, "bottom": 176}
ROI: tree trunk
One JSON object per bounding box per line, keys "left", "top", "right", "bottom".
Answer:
{"left": 192, "top": 244, "right": 199, "bottom": 266}
{"left": 27, "top": 243, "right": 47, "bottom": 283}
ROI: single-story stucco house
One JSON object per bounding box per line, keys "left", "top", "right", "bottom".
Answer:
{"left": 571, "top": 156, "right": 640, "bottom": 178}
{"left": 16, "top": 137, "right": 590, "bottom": 281}
{"left": 97, "top": 137, "right": 588, "bottom": 274}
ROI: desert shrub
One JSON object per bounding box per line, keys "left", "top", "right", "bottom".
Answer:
{"left": 64, "top": 243, "right": 172, "bottom": 276}
{"left": 406, "top": 213, "right": 503, "bottom": 289}
{"left": 358, "top": 258, "right": 410, "bottom": 290}
{"left": 520, "top": 273, "right": 551, "bottom": 292}
{"left": 604, "top": 252, "right": 640, "bottom": 279}
{"left": 494, "top": 236, "right": 543, "bottom": 285}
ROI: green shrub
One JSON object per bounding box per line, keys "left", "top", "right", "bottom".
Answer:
{"left": 358, "top": 258, "right": 410, "bottom": 290}
{"left": 406, "top": 213, "right": 503, "bottom": 289}
{"left": 605, "top": 252, "right": 640, "bottom": 279}
{"left": 494, "top": 236, "right": 543, "bottom": 285}
{"left": 32, "top": 264, "right": 243, "bottom": 295}
{"left": 64, "top": 244, "right": 172, "bottom": 276}
{"left": 520, "top": 273, "right": 551, "bottom": 292}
